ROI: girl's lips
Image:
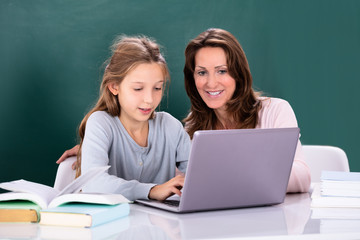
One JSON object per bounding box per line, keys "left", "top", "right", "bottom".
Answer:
{"left": 139, "top": 108, "right": 152, "bottom": 115}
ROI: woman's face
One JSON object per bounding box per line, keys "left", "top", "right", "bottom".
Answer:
{"left": 194, "top": 47, "right": 236, "bottom": 115}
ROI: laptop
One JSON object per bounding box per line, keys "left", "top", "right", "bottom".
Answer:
{"left": 136, "top": 127, "right": 300, "bottom": 213}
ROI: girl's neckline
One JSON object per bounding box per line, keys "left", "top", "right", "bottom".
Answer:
{"left": 115, "top": 117, "right": 152, "bottom": 151}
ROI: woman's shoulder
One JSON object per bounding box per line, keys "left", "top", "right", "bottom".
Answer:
{"left": 259, "top": 97, "right": 291, "bottom": 109}
{"left": 259, "top": 97, "right": 293, "bottom": 115}
{"left": 257, "top": 97, "right": 297, "bottom": 128}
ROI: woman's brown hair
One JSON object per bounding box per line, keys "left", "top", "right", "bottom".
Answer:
{"left": 183, "top": 28, "right": 261, "bottom": 138}
{"left": 76, "top": 35, "right": 169, "bottom": 177}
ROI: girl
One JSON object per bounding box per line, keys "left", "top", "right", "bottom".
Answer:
{"left": 183, "top": 28, "right": 311, "bottom": 192}
{"left": 73, "top": 36, "right": 190, "bottom": 201}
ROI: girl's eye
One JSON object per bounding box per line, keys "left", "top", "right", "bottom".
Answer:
{"left": 155, "top": 87, "right": 162, "bottom": 91}
{"left": 134, "top": 88, "right": 142, "bottom": 91}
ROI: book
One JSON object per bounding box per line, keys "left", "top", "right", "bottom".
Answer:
{"left": 0, "top": 200, "right": 41, "bottom": 223}
{"left": 39, "top": 217, "right": 129, "bottom": 239}
{"left": 320, "top": 171, "right": 360, "bottom": 197}
{"left": 322, "top": 171, "right": 360, "bottom": 182}
{"left": 0, "top": 165, "right": 131, "bottom": 225}
{"left": 0, "top": 165, "right": 130, "bottom": 209}
{"left": 311, "top": 183, "right": 360, "bottom": 208}
{"left": 39, "top": 202, "right": 130, "bottom": 228}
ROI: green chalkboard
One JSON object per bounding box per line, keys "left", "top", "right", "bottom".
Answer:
{"left": 1, "top": 0, "right": 359, "bottom": 186}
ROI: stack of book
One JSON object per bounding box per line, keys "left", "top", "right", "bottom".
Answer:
{"left": 0, "top": 210, "right": 131, "bottom": 240}
{"left": 0, "top": 166, "right": 131, "bottom": 230}
{"left": 310, "top": 171, "right": 360, "bottom": 233}
{"left": 311, "top": 170, "right": 360, "bottom": 209}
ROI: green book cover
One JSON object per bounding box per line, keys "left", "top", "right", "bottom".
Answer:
{"left": 0, "top": 200, "right": 41, "bottom": 210}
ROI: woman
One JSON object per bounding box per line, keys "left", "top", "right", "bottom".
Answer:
{"left": 183, "top": 28, "right": 310, "bottom": 192}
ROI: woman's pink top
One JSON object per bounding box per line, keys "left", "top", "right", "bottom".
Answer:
{"left": 256, "top": 97, "right": 311, "bottom": 193}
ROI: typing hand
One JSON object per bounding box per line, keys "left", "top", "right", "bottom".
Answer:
{"left": 148, "top": 175, "right": 185, "bottom": 201}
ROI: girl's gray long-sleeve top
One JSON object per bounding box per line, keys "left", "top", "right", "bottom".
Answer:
{"left": 81, "top": 111, "right": 190, "bottom": 201}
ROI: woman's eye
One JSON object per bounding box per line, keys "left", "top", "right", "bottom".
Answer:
{"left": 218, "top": 69, "right": 227, "bottom": 74}
{"left": 134, "top": 88, "right": 142, "bottom": 91}
{"left": 155, "top": 87, "right": 162, "bottom": 91}
{"left": 197, "top": 71, "right": 206, "bottom": 76}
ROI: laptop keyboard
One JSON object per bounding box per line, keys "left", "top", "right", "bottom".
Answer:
{"left": 162, "top": 199, "right": 180, "bottom": 207}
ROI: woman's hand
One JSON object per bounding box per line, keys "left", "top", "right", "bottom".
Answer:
{"left": 56, "top": 145, "right": 80, "bottom": 169}
{"left": 148, "top": 175, "right": 185, "bottom": 201}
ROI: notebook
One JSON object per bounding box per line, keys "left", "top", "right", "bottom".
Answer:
{"left": 136, "top": 127, "right": 300, "bottom": 213}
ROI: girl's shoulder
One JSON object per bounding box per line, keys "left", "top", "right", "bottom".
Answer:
{"left": 154, "top": 111, "right": 178, "bottom": 120}
{"left": 87, "top": 111, "right": 118, "bottom": 128}
{"left": 88, "top": 110, "right": 113, "bottom": 121}
{"left": 153, "top": 111, "right": 184, "bottom": 129}
{"left": 152, "top": 112, "right": 189, "bottom": 142}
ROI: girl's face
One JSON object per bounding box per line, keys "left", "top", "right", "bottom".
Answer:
{"left": 109, "top": 63, "right": 165, "bottom": 126}
{"left": 194, "top": 47, "right": 236, "bottom": 115}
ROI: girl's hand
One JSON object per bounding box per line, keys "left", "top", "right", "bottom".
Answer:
{"left": 148, "top": 175, "right": 185, "bottom": 201}
{"left": 56, "top": 145, "right": 80, "bottom": 169}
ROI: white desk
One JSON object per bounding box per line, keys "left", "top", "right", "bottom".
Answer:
{"left": 1, "top": 193, "right": 360, "bottom": 239}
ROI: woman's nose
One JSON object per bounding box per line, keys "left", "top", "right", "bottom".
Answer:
{"left": 206, "top": 73, "right": 217, "bottom": 88}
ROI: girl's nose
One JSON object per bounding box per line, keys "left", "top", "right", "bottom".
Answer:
{"left": 144, "top": 91, "right": 153, "bottom": 104}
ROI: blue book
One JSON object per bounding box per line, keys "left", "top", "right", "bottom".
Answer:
{"left": 321, "top": 171, "right": 360, "bottom": 182}
{"left": 39, "top": 203, "right": 130, "bottom": 228}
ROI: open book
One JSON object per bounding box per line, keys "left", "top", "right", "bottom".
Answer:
{"left": 0, "top": 166, "right": 130, "bottom": 209}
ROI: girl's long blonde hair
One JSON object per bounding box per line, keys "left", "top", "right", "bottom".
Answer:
{"left": 76, "top": 36, "right": 169, "bottom": 177}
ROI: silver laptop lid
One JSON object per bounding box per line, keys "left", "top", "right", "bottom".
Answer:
{"left": 179, "top": 127, "right": 299, "bottom": 212}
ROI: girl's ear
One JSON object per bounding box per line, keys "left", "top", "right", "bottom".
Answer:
{"left": 108, "top": 83, "right": 119, "bottom": 96}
